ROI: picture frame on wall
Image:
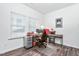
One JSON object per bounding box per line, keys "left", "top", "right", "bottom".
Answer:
{"left": 56, "top": 17, "right": 63, "bottom": 28}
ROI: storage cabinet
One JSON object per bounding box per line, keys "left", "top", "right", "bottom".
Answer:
{"left": 24, "top": 36, "right": 32, "bottom": 48}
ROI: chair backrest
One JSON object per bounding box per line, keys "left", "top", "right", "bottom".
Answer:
{"left": 41, "top": 29, "right": 49, "bottom": 42}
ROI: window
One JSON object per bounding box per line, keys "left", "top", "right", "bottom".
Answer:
{"left": 11, "top": 12, "right": 25, "bottom": 33}
{"left": 28, "top": 17, "right": 37, "bottom": 32}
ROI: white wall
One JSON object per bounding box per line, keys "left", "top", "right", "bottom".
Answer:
{"left": 0, "top": 3, "right": 43, "bottom": 54}
{"left": 1, "top": 3, "right": 79, "bottom": 54}
{"left": 44, "top": 4, "right": 79, "bottom": 48}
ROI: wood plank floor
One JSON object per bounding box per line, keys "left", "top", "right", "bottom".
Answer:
{"left": 0, "top": 43, "right": 79, "bottom": 56}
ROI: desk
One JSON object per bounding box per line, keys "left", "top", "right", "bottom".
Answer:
{"left": 48, "top": 34, "right": 63, "bottom": 45}
{"left": 32, "top": 34, "right": 63, "bottom": 46}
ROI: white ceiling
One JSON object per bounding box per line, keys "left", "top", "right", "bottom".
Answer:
{"left": 24, "top": 3, "right": 75, "bottom": 14}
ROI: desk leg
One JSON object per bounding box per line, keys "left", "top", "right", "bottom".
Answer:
{"left": 49, "top": 37, "right": 55, "bottom": 44}
{"left": 49, "top": 38, "right": 51, "bottom": 43}
{"left": 53, "top": 37, "right": 55, "bottom": 44}
{"left": 61, "top": 39, "right": 63, "bottom": 46}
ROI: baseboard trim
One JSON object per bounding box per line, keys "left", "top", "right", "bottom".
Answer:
{"left": 53, "top": 43, "right": 79, "bottom": 49}
{"left": 0, "top": 46, "right": 24, "bottom": 55}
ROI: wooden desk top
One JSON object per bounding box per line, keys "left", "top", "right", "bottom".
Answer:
{"left": 48, "top": 34, "right": 63, "bottom": 38}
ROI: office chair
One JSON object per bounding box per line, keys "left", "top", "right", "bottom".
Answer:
{"left": 36, "top": 29, "right": 49, "bottom": 48}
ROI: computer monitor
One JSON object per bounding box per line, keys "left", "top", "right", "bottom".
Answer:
{"left": 36, "top": 29, "right": 43, "bottom": 33}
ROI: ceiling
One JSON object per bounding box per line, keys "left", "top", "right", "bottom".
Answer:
{"left": 24, "top": 3, "right": 75, "bottom": 14}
